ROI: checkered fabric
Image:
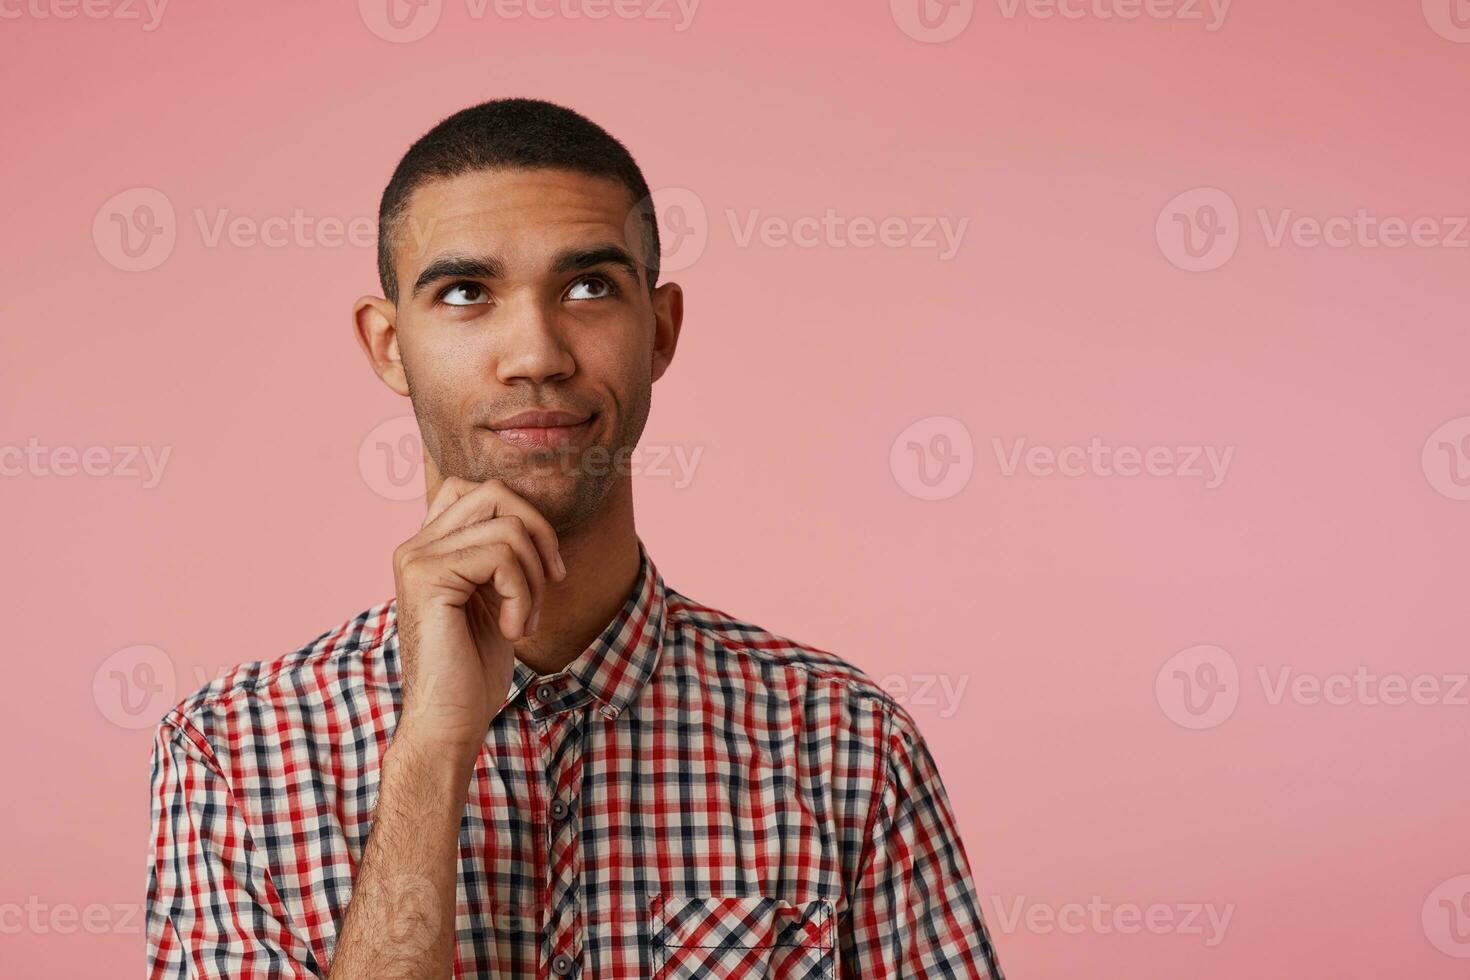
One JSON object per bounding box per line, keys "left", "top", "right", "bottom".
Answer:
{"left": 147, "top": 537, "right": 1003, "bottom": 978}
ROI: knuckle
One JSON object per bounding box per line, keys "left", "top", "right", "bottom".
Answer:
{"left": 396, "top": 562, "right": 424, "bottom": 592}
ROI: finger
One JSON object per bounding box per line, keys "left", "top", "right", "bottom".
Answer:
{"left": 483, "top": 548, "right": 534, "bottom": 642}
{"left": 422, "top": 516, "right": 547, "bottom": 632}
{"left": 422, "top": 479, "right": 564, "bottom": 582}
{"left": 422, "top": 476, "right": 477, "bottom": 529}
{"left": 438, "top": 538, "right": 534, "bottom": 642}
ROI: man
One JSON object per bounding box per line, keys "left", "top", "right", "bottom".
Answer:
{"left": 146, "top": 98, "right": 1003, "bottom": 979}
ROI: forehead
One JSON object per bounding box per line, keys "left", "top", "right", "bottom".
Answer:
{"left": 396, "top": 167, "right": 638, "bottom": 271}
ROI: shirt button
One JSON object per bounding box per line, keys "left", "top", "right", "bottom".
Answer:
{"left": 536, "top": 684, "right": 555, "bottom": 703}
{"left": 551, "top": 953, "right": 574, "bottom": 975}
{"left": 550, "top": 798, "right": 571, "bottom": 822}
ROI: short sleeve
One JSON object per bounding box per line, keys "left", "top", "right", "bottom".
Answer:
{"left": 840, "top": 707, "right": 1004, "bottom": 978}
{"left": 147, "top": 716, "right": 323, "bottom": 979}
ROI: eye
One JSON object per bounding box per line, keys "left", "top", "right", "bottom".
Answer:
{"left": 438, "top": 282, "right": 490, "bottom": 307}
{"left": 566, "top": 274, "right": 618, "bottom": 301}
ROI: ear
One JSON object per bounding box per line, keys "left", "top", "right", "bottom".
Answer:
{"left": 353, "top": 294, "right": 410, "bottom": 396}
{"left": 648, "top": 281, "right": 683, "bottom": 383}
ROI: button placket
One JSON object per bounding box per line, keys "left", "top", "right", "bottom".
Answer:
{"left": 538, "top": 706, "right": 588, "bottom": 980}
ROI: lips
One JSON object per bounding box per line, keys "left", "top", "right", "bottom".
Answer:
{"left": 489, "top": 410, "right": 591, "bottom": 429}
{"left": 485, "top": 410, "right": 595, "bottom": 450}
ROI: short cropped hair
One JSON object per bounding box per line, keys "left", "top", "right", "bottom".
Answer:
{"left": 376, "top": 97, "right": 660, "bottom": 304}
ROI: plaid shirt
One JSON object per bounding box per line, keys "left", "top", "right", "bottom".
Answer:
{"left": 147, "top": 537, "right": 1003, "bottom": 978}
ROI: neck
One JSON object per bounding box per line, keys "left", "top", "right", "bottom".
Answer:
{"left": 511, "top": 480, "right": 641, "bottom": 676}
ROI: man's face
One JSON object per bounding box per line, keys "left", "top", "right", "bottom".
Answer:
{"left": 373, "top": 167, "right": 679, "bottom": 531}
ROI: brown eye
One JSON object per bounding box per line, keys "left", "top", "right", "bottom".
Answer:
{"left": 441, "top": 282, "right": 489, "bottom": 306}
{"left": 566, "top": 275, "right": 616, "bottom": 301}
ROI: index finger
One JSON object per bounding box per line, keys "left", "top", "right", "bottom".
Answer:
{"left": 423, "top": 478, "right": 564, "bottom": 580}
{"left": 422, "top": 476, "right": 477, "bottom": 529}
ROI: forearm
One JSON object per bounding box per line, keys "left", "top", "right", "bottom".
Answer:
{"left": 328, "top": 726, "right": 478, "bottom": 979}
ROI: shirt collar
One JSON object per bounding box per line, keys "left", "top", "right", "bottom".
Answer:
{"left": 504, "top": 535, "right": 667, "bottom": 719}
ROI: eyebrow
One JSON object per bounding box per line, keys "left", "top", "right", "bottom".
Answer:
{"left": 411, "top": 254, "right": 504, "bottom": 299}
{"left": 411, "top": 243, "right": 643, "bottom": 300}
{"left": 553, "top": 244, "right": 643, "bottom": 284}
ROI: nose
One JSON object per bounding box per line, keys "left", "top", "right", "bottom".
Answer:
{"left": 493, "top": 293, "right": 575, "bottom": 386}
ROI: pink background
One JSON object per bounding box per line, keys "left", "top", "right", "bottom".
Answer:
{"left": 3, "top": 0, "right": 1469, "bottom": 976}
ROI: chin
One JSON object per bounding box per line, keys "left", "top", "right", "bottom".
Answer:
{"left": 497, "top": 470, "right": 584, "bottom": 521}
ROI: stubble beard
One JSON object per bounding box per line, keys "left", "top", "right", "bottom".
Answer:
{"left": 408, "top": 375, "right": 651, "bottom": 536}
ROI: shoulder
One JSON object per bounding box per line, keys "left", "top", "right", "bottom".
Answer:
{"left": 154, "top": 597, "right": 398, "bottom": 754}
{"left": 661, "top": 586, "right": 910, "bottom": 721}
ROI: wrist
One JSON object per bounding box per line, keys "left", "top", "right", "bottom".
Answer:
{"left": 389, "top": 717, "right": 483, "bottom": 773}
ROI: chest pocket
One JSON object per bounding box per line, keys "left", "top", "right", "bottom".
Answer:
{"left": 649, "top": 894, "right": 836, "bottom": 979}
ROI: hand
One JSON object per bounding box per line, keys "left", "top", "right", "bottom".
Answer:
{"left": 391, "top": 476, "right": 566, "bottom": 754}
